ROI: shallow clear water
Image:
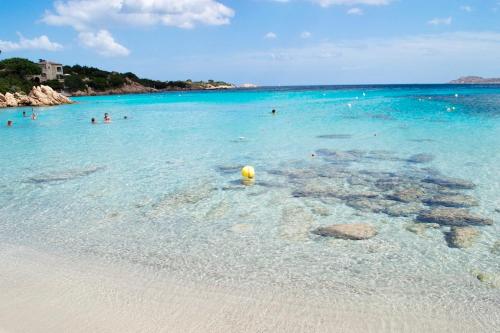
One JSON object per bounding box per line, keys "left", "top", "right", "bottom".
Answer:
{"left": 0, "top": 85, "right": 499, "bottom": 313}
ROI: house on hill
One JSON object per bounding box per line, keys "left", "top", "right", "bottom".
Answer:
{"left": 31, "top": 59, "right": 64, "bottom": 83}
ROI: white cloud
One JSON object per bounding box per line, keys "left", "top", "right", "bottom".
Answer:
{"left": 347, "top": 7, "right": 363, "bottom": 15}
{"left": 42, "top": 0, "right": 235, "bottom": 56}
{"left": 0, "top": 33, "right": 62, "bottom": 52}
{"left": 300, "top": 31, "right": 312, "bottom": 38}
{"left": 460, "top": 5, "right": 472, "bottom": 12}
{"left": 43, "top": 0, "right": 235, "bottom": 30}
{"left": 428, "top": 17, "right": 452, "bottom": 26}
{"left": 78, "top": 30, "right": 130, "bottom": 57}
{"left": 265, "top": 32, "right": 278, "bottom": 39}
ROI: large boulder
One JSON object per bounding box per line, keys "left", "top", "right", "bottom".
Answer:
{"left": 4, "top": 92, "right": 18, "bottom": 107}
{"left": 14, "top": 92, "right": 32, "bottom": 106}
{"left": 1, "top": 85, "right": 72, "bottom": 108}
{"left": 27, "top": 85, "right": 72, "bottom": 106}
{"left": 312, "top": 223, "right": 377, "bottom": 240}
{"left": 0, "top": 93, "right": 6, "bottom": 108}
{"left": 417, "top": 208, "right": 493, "bottom": 226}
{"left": 445, "top": 227, "right": 480, "bottom": 248}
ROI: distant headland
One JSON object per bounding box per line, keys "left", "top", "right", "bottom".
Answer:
{"left": 449, "top": 76, "right": 500, "bottom": 84}
{"left": 0, "top": 58, "right": 235, "bottom": 101}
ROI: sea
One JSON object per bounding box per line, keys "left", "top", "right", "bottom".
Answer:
{"left": 0, "top": 85, "right": 499, "bottom": 332}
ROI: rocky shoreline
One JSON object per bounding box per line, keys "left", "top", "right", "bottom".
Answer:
{"left": 0, "top": 85, "right": 73, "bottom": 108}
{"left": 70, "top": 78, "right": 235, "bottom": 97}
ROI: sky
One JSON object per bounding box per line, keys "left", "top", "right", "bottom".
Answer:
{"left": 0, "top": 0, "right": 499, "bottom": 85}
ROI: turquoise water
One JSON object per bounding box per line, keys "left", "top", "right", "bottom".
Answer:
{"left": 0, "top": 86, "right": 499, "bottom": 316}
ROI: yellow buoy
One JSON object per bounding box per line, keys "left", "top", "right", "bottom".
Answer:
{"left": 241, "top": 166, "right": 255, "bottom": 180}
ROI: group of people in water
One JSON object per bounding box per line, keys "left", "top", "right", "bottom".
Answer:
{"left": 6, "top": 107, "right": 278, "bottom": 127}
{"left": 6, "top": 109, "right": 38, "bottom": 126}
{"left": 5, "top": 109, "right": 129, "bottom": 127}
{"left": 91, "top": 113, "right": 128, "bottom": 124}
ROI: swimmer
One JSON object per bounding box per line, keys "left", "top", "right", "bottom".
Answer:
{"left": 91, "top": 118, "right": 97, "bottom": 124}
{"left": 7, "top": 120, "right": 13, "bottom": 127}
{"left": 104, "top": 113, "right": 111, "bottom": 123}
{"left": 22, "top": 111, "right": 26, "bottom": 117}
{"left": 31, "top": 112, "right": 37, "bottom": 120}
{"left": 272, "top": 109, "right": 276, "bottom": 115}
{"left": 124, "top": 116, "right": 128, "bottom": 120}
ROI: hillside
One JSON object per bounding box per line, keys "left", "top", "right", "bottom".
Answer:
{"left": 0, "top": 58, "right": 234, "bottom": 96}
{"left": 450, "top": 76, "right": 500, "bottom": 84}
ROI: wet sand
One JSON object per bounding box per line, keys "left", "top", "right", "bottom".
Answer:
{"left": 0, "top": 244, "right": 496, "bottom": 333}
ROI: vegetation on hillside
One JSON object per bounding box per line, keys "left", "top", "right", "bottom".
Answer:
{"left": 0, "top": 57, "right": 232, "bottom": 94}
{"left": 0, "top": 58, "right": 42, "bottom": 93}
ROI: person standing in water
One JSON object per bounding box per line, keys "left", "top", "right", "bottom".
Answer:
{"left": 104, "top": 113, "right": 111, "bottom": 123}
{"left": 31, "top": 112, "right": 37, "bottom": 120}
{"left": 7, "top": 120, "right": 13, "bottom": 127}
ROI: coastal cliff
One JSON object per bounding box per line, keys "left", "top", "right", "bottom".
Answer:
{"left": 450, "top": 76, "right": 500, "bottom": 84}
{"left": 0, "top": 85, "right": 72, "bottom": 108}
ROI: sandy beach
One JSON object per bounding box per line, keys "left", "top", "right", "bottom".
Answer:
{"left": 1, "top": 243, "right": 497, "bottom": 333}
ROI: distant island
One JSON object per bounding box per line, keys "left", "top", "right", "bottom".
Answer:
{"left": 449, "top": 76, "right": 500, "bottom": 84}
{"left": 0, "top": 58, "right": 235, "bottom": 97}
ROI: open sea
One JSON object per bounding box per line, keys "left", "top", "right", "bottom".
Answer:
{"left": 0, "top": 85, "right": 499, "bottom": 332}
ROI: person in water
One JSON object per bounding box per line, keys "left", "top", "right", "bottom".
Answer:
{"left": 22, "top": 111, "right": 26, "bottom": 117}
{"left": 31, "top": 112, "right": 37, "bottom": 120}
{"left": 272, "top": 109, "right": 276, "bottom": 115}
{"left": 104, "top": 113, "right": 111, "bottom": 122}
{"left": 91, "top": 118, "right": 97, "bottom": 124}
{"left": 124, "top": 116, "right": 128, "bottom": 120}
{"left": 7, "top": 120, "right": 13, "bottom": 127}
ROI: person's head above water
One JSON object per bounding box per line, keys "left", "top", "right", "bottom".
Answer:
{"left": 124, "top": 116, "right": 128, "bottom": 120}
{"left": 22, "top": 111, "right": 26, "bottom": 117}
{"left": 91, "top": 118, "right": 96, "bottom": 124}
{"left": 272, "top": 109, "right": 276, "bottom": 114}
{"left": 7, "top": 120, "right": 13, "bottom": 127}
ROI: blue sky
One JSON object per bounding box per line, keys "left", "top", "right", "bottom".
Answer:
{"left": 0, "top": 0, "right": 499, "bottom": 85}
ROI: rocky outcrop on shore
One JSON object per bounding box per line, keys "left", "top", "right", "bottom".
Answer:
{"left": 70, "top": 78, "right": 235, "bottom": 97}
{"left": 0, "top": 85, "right": 73, "bottom": 108}
{"left": 71, "top": 78, "right": 157, "bottom": 96}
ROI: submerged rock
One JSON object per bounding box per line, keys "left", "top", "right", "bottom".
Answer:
{"left": 312, "top": 223, "right": 377, "bottom": 240}
{"left": 28, "top": 166, "right": 105, "bottom": 184}
{"left": 315, "top": 149, "right": 360, "bottom": 162}
{"left": 423, "top": 194, "right": 478, "bottom": 208}
{"left": 417, "top": 208, "right": 493, "bottom": 226}
{"left": 407, "top": 153, "right": 435, "bottom": 164}
{"left": 316, "top": 134, "right": 352, "bottom": 139}
{"left": 346, "top": 197, "right": 395, "bottom": 213}
{"left": 216, "top": 165, "right": 243, "bottom": 174}
{"left": 405, "top": 223, "right": 440, "bottom": 236}
{"left": 423, "top": 176, "right": 476, "bottom": 190}
{"left": 386, "top": 188, "right": 427, "bottom": 203}
{"left": 383, "top": 203, "right": 423, "bottom": 217}
{"left": 491, "top": 241, "right": 500, "bottom": 255}
{"left": 445, "top": 227, "right": 480, "bottom": 248}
